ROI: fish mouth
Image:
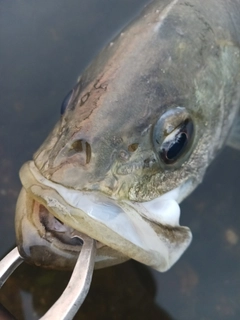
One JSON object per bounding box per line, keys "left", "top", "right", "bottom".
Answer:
{"left": 16, "top": 188, "right": 127, "bottom": 270}
{"left": 15, "top": 161, "right": 192, "bottom": 272}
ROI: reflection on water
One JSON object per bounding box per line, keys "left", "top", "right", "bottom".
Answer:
{"left": 0, "top": 0, "right": 240, "bottom": 319}
{"left": 1, "top": 261, "right": 173, "bottom": 320}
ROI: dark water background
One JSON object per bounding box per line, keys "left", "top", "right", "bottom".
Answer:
{"left": 0, "top": 1, "right": 240, "bottom": 319}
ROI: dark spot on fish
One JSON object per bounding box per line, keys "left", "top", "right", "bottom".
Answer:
{"left": 71, "top": 139, "right": 91, "bottom": 164}
{"left": 128, "top": 143, "right": 139, "bottom": 152}
{"left": 86, "top": 142, "right": 91, "bottom": 164}
{"left": 71, "top": 140, "right": 83, "bottom": 152}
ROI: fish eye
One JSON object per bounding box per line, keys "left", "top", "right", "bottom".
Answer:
{"left": 60, "top": 89, "right": 73, "bottom": 115}
{"left": 153, "top": 107, "right": 194, "bottom": 166}
{"left": 159, "top": 119, "right": 194, "bottom": 164}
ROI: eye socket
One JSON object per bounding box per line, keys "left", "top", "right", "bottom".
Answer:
{"left": 153, "top": 107, "right": 194, "bottom": 166}
{"left": 60, "top": 89, "right": 74, "bottom": 115}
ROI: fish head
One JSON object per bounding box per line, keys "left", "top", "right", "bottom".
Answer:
{"left": 14, "top": 70, "right": 199, "bottom": 272}
{"left": 34, "top": 84, "right": 198, "bottom": 202}
{"left": 15, "top": 1, "right": 240, "bottom": 271}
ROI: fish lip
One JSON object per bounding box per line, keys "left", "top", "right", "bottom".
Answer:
{"left": 18, "top": 160, "right": 192, "bottom": 272}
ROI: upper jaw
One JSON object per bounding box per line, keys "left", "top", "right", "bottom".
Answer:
{"left": 16, "top": 161, "right": 192, "bottom": 272}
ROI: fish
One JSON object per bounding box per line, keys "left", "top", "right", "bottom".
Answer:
{"left": 15, "top": 0, "right": 240, "bottom": 272}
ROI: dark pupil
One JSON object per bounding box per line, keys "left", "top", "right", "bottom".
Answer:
{"left": 160, "top": 119, "right": 193, "bottom": 164}
{"left": 60, "top": 89, "right": 73, "bottom": 115}
{"left": 166, "top": 132, "right": 187, "bottom": 160}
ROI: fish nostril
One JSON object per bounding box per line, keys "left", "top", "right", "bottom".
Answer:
{"left": 71, "top": 139, "right": 91, "bottom": 164}
{"left": 85, "top": 141, "right": 91, "bottom": 164}
{"left": 71, "top": 140, "right": 83, "bottom": 152}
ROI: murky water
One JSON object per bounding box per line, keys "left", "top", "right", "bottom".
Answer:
{"left": 0, "top": 1, "right": 240, "bottom": 319}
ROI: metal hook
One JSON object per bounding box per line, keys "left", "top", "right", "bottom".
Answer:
{"left": 0, "top": 233, "right": 96, "bottom": 320}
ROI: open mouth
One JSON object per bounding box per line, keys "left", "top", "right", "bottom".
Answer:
{"left": 16, "top": 190, "right": 128, "bottom": 270}
{"left": 15, "top": 161, "right": 192, "bottom": 272}
{"left": 35, "top": 200, "right": 84, "bottom": 247}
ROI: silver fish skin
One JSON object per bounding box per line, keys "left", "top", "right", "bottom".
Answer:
{"left": 15, "top": 0, "right": 240, "bottom": 272}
